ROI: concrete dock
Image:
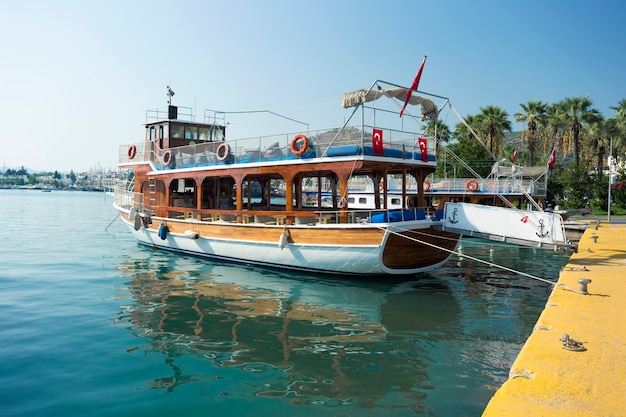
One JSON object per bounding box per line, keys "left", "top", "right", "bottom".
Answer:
{"left": 481, "top": 223, "right": 626, "bottom": 417}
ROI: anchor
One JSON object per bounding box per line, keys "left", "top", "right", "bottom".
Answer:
{"left": 448, "top": 207, "right": 459, "bottom": 224}
{"left": 535, "top": 218, "right": 550, "bottom": 238}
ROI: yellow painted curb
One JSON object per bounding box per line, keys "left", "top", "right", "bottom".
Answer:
{"left": 482, "top": 223, "right": 626, "bottom": 417}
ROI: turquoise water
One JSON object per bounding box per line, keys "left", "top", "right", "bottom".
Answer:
{"left": 0, "top": 190, "right": 570, "bottom": 417}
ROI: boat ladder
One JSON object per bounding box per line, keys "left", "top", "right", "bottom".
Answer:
{"left": 147, "top": 177, "right": 157, "bottom": 215}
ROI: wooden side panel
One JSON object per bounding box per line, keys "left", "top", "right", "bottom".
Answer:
{"left": 144, "top": 218, "right": 385, "bottom": 246}
{"left": 382, "top": 228, "right": 459, "bottom": 269}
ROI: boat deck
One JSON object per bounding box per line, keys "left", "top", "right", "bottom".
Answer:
{"left": 481, "top": 222, "right": 626, "bottom": 417}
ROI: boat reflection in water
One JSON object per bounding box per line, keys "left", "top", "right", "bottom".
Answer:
{"left": 112, "top": 232, "right": 572, "bottom": 415}
{"left": 116, "top": 250, "right": 467, "bottom": 410}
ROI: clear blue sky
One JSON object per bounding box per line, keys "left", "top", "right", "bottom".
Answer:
{"left": 2, "top": 0, "right": 624, "bottom": 173}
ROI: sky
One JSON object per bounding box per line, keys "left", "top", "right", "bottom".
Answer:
{"left": 1, "top": 0, "right": 625, "bottom": 173}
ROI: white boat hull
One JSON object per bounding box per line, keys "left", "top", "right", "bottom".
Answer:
{"left": 441, "top": 202, "right": 569, "bottom": 249}
{"left": 119, "top": 206, "right": 458, "bottom": 276}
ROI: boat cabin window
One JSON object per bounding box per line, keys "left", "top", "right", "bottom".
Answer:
{"left": 390, "top": 197, "right": 401, "bottom": 206}
{"left": 185, "top": 126, "right": 198, "bottom": 140}
{"left": 169, "top": 124, "right": 222, "bottom": 142}
{"left": 212, "top": 128, "right": 224, "bottom": 142}
{"left": 172, "top": 125, "right": 184, "bottom": 139}
{"left": 173, "top": 178, "right": 195, "bottom": 193}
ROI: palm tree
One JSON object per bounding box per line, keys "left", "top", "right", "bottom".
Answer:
{"left": 475, "top": 105, "right": 512, "bottom": 158}
{"left": 449, "top": 115, "right": 494, "bottom": 177}
{"left": 610, "top": 99, "right": 626, "bottom": 157}
{"left": 611, "top": 98, "right": 626, "bottom": 131}
{"left": 453, "top": 114, "right": 480, "bottom": 143}
{"left": 544, "top": 103, "right": 568, "bottom": 162}
{"left": 515, "top": 100, "right": 547, "bottom": 165}
{"left": 559, "top": 96, "right": 603, "bottom": 167}
{"left": 586, "top": 118, "right": 608, "bottom": 173}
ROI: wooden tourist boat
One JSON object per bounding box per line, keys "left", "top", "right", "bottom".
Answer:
{"left": 110, "top": 80, "right": 461, "bottom": 276}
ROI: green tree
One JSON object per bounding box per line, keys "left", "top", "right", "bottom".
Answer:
{"left": 447, "top": 115, "right": 493, "bottom": 177}
{"left": 611, "top": 98, "right": 626, "bottom": 131}
{"left": 557, "top": 163, "right": 591, "bottom": 209}
{"left": 610, "top": 99, "right": 626, "bottom": 157}
{"left": 610, "top": 171, "right": 626, "bottom": 210}
{"left": 544, "top": 103, "right": 569, "bottom": 162}
{"left": 559, "top": 96, "right": 602, "bottom": 167}
{"left": 515, "top": 100, "right": 547, "bottom": 165}
{"left": 475, "top": 105, "right": 512, "bottom": 158}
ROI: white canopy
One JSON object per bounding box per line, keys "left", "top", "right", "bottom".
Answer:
{"left": 341, "top": 87, "right": 438, "bottom": 120}
{"left": 490, "top": 161, "right": 549, "bottom": 178}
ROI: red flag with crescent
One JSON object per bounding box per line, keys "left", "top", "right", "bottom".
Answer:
{"left": 418, "top": 137, "right": 428, "bottom": 162}
{"left": 372, "top": 128, "right": 384, "bottom": 155}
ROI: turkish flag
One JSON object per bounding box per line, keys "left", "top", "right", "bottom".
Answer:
{"left": 400, "top": 56, "right": 427, "bottom": 118}
{"left": 418, "top": 137, "right": 428, "bottom": 162}
{"left": 547, "top": 148, "right": 556, "bottom": 167}
{"left": 373, "top": 128, "right": 384, "bottom": 155}
{"left": 511, "top": 148, "right": 518, "bottom": 162}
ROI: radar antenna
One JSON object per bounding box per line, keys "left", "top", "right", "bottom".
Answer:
{"left": 166, "top": 85, "right": 175, "bottom": 105}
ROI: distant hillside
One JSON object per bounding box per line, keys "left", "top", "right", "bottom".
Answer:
{"left": 503, "top": 131, "right": 523, "bottom": 147}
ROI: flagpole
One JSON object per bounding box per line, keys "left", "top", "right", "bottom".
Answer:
{"left": 606, "top": 136, "right": 613, "bottom": 223}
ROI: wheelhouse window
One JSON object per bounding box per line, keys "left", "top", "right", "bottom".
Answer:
{"left": 185, "top": 126, "right": 198, "bottom": 140}
{"left": 171, "top": 125, "right": 184, "bottom": 139}
{"left": 211, "top": 127, "right": 225, "bottom": 142}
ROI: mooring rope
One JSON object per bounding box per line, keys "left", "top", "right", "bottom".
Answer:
{"left": 382, "top": 225, "right": 581, "bottom": 293}
{"left": 105, "top": 213, "right": 121, "bottom": 233}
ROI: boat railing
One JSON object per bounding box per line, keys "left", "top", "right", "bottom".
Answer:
{"left": 150, "top": 204, "right": 438, "bottom": 226}
{"left": 319, "top": 206, "right": 437, "bottom": 225}
{"left": 146, "top": 106, "right": 194, "bottom": 123}
{"left": 426, "top": 178, "right": 544, "bottom": 195}
{"left": 118, "top": 124, "right": 436, "bottom": 168}
{"left": 110, "top": 179, "right": 144, "bottom": 212}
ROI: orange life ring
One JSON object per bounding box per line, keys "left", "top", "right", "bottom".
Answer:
{"left": 423, "top": 180, "right": 431, "bottom": 191}
{"left": 466, "top": 179, "right": 479, "bottom": 192}
{"left": 290, "top": 134, "right": 308, "bottom": 156}
{"left": 163, "top": 150, "right": 173, "bottom": 166}
{"left": 216, "top": 143, "right": 231, "bottom": 161}
{"left": 128, "top": 145, "right": 137, "bottom": 160}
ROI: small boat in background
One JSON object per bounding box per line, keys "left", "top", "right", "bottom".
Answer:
{"left": 424, "top": 162, "right": 550, "bottom": 211}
